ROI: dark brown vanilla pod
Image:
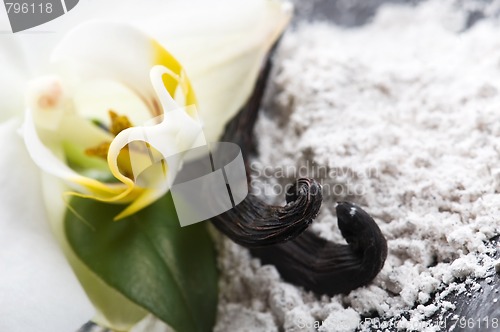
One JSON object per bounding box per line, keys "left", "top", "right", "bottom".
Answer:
{"left": 213, "top": 38, "right": 389, "bottom": 295}
{"left": 251, "top": 202, "right": 388, "bottom": 295}
{"left": 211, "top": 178, "right": 322, "bottom": 248}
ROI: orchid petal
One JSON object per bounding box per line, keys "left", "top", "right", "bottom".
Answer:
{"left": 137, "top": 0, "right": 293, "bottom": 141}
{"left": 0, "top": 36, "right": 28, "bottom": 122}
{"left": 0, "top": 119, "right": 94, "bottom": 332}
{"left": 51, "top": 21, "right": 197, "bottom": 118}
{"left": 40, "top": 173, "right": 148, "bottom": 330}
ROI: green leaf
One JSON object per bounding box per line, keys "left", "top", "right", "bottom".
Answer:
{"left": 65, "top": 194, "right": 218, "bottom": 332}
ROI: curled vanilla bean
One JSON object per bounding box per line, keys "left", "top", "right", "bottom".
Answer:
{"left": 251, "top": 202, "right": 388, "bottom": 295}
{"left": 213, "top": 42, "right": 388, "bottom": 295}
{"left": 211, "top": 178, "right": 322, "bottom": 247}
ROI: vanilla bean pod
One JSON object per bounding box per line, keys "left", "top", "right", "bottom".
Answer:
{"left": 251, "top": 202, "right": 387, "bottom": 295}
{"left": 213, "top": 45, "right": 388, "bottom": 295}
{"left": 211, "top": 178, "right": 322, "bottom": 247}
{"left": 210, "top": 49, "right": 322, "bottom": 247}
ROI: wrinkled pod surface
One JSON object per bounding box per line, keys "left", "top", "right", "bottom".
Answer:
{"left": 212, "top": 45, "right": 388, "bottom": 296}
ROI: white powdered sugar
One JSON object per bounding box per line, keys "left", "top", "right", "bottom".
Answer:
{"left": 214, "top": 1, "right": 500, "bottom": 331}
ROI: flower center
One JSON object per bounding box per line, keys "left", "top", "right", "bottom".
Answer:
{"left": 108, "top": 110, "right": 133, "bottom": 136}
{"left": 85, "top": 110, "right": 134, "bottom": 179}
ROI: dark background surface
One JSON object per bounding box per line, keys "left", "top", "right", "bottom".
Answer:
{"left": 291, "top": 0, "right": 494, "bottom": 30}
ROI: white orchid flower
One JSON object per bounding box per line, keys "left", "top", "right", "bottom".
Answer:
{"left": 24, "top": 22, "right": 203, "bottom": 221}
{"left": 0, "top": 0, "right": 292, "bottom": 330}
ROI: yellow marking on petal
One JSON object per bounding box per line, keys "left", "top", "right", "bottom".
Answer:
{"left": 114, "top": 188, "right": 159, "bottom": 220}
{"left": 69, "top": 176, "right": 141, "bottom": 204}
{"left": 71, "top": 176, "right": 129, "bottom": 196}
{"left": 117, "top": 147, "right": 134, "bottom": 180}
{"left": 152, "top": 40, "right": 198, "bottom": 114}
